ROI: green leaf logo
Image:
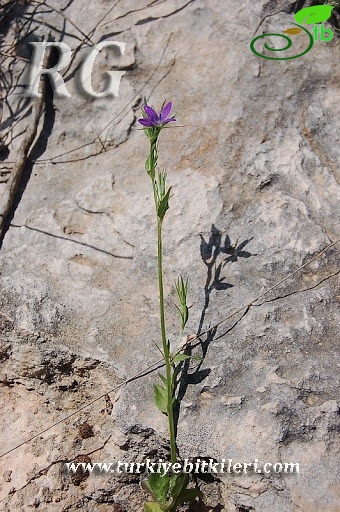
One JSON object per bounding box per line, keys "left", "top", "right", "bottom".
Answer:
{"left": 294, "top": 5, "right": 334, "bottom": 25}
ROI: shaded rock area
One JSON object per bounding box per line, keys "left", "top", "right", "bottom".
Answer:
{"left": 0, "top": 0, "right": 339, "bottom": 510}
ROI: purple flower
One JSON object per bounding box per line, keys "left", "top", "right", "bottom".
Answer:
{"left": 138, "top": 102, "right": 176, "bottom": 128}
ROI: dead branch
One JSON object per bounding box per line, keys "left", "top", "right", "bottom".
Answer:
{"left": 0, "top": 91, "right": 44, "bottom": 236}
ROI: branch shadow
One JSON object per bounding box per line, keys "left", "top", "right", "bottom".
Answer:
{"left": 0, "top": 1, "right": 28, "bottom": 41}
{"left": 0, "top": 1, "right": 36, "bottom": 136}
{"left": 173, "top": 224, "right": 256, "bottom": 437}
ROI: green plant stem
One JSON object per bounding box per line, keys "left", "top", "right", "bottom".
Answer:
{"left": 157, "top": 217, "right": 177, "bottom": 465}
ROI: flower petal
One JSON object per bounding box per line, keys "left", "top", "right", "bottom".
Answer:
{"left": 138, "top": 118, "right": 154, "bottom": 126}
{"left": 143, "top": 105, "right": 159, "bottom": 121}
{"left": 163, "top": 117, "right": 176, "bottom": 124}
{"left": 160, "top": 102, "right": 172, "bottom": 121}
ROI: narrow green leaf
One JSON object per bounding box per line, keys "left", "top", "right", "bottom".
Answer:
{"left": 153, "top": 383, "right": 168, "bottom": 413}
{"left": 191, "top": 355, "right": 203, "bottom": 361}
{"left": 181, "top": 306, "right": 189, "bottom": 329}
{"left": 173, "top": 353, "right": 202, "bottom": 363}
{"left": 144, "top": 502, "right": 163, "bottom": 512}
{"left": 172, "top": 354, "right": 192, "bottom": 363}
{"left": 158, "top": 373, "right": 168, "bottom": 386}
{"left": 175, "top": 276, "right": 189, "bottom": 330}
{"left": 157, "top": 187, "right": 172, "bottom": 220}
{"left": 145, "top": 157, "right": 156, "bottom": 179}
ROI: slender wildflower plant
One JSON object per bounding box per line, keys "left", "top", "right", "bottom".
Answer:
{"left": 138, "top": 101, "right": 204, "bottom": 511}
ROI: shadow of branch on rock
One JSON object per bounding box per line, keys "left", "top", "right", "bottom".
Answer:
{"left": 170, "top": 226, "right": 256, "bottom": 510}
{"left": 174, "top": 224, "right": 256, "bottom": 435}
